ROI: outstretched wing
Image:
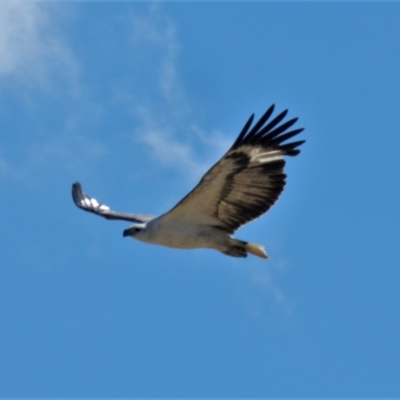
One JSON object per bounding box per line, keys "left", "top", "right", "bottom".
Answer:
{"left": 72, "top": 182, "right": 155, "bottom": 223}
{"left": 163, "top": 104, "right": 305, "bottom": 234}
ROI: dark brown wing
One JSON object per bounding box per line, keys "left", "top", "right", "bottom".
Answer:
{"left": 162, "top": 105, "right": 305, "bottom": 233}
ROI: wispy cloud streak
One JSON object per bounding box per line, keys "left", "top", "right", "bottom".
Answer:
{"left": 0, "top": 1, "right": 79, "bottom": 92}
{"left": 239, "top": 261, "right": 294, "bottom": 319}
{"left": 124, "top": 5, "right": 230, "bottom": 181}
{"left": 130, "top": 5, "right": 185, "bottom": 110}
{"left": 0, "top": 2, "right": 108, "bottom": 184}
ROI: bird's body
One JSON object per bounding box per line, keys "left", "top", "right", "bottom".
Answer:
{"left": 134, "top": 217, "right": 231, "bottom": 250}
{"left": 72, "top": 104, "right": 305, "bottom": 259}
{"left": 129, "top": 216, "right": 263, "bottom": 257}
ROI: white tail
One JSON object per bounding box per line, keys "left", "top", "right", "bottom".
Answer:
{"left": 245, "top": 242, "right": 269, "bottom": 259}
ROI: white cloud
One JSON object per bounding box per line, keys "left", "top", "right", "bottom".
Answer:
{"left": 0, "top": 2, "right": 106, "bottom": 183}
{"left": 0, "top": 1, "right": 79, "bottom": 92}
{"left": 124, "top": 5, "right": 230, "bottom": 181}
{"left": 250, "top": 267, "right": 285, "bottom": 305}
{"left": 237, "top": 257, "right": 294, "bottom": 319}
{"left": 130, "top": 4, "right": 185, "bottom": 109}
{"left": 133, "top": 103, "right": 210, "bottom": 180}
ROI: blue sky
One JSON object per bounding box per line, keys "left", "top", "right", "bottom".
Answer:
{"left": 1, "top": 1, "right": 399, "bottom": 397}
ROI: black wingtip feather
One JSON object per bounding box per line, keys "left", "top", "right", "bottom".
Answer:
{"left": 279, "top": 140, "right": 306, "bottom": 156}
{"left": 260, "top": 117, "right": 298, "bottom": 142}
{"left": 72, "top": 182, "right": 81, "bottom": 206}
{"left": 231, "top": 105, "right": 305, "bottom": 156}
{"left": 268, "top": 128, "right": 304, "bottom": 146}
{"left": 244, "top": 104, "right": 275, "bottom": 141}
{"left": 231, "top": 113, "right": 254, "bottom": 149}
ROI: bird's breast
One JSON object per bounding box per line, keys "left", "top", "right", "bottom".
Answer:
{"left": 142, "top": 218, "right": 222, "bottom": 249}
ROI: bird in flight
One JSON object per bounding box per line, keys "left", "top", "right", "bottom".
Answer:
{"left": 72, "top": 104, "right": 304, "bottom": 259}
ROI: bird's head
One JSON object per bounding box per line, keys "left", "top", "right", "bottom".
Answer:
{"left": 123, "top": 224, "right": 146, "bottom": 239}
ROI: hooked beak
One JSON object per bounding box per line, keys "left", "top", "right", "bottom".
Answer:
{"left": 123, "top": 227, "right": 133, "bottom": 237}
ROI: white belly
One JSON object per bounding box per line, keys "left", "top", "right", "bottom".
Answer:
{"left": 137, "top": 217, "right": 229, "bottom": 250}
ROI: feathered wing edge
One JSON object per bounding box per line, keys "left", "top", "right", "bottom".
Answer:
{"left": 72, "top": 182, "right": 154, "bottom": 223}
{"left": 164, "top": 104, "right": 305, "bottom": 233}
{"left": 208, "top": 104, "right": 305, "bottom": 232}
{"left": 230, "top": 104, "right": 305, "bottom": 156}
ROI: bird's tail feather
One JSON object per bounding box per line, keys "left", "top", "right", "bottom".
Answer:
{"left": 245, "top": 242, "right": 269, "bottom": 259}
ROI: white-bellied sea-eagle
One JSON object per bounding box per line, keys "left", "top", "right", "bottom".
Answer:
{"left": 72, "top": 104, "right": 305, "bottom": 259}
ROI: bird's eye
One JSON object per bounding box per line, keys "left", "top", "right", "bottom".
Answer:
{"left": 135, "top": 228, "right": 141, "bottom": 233}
